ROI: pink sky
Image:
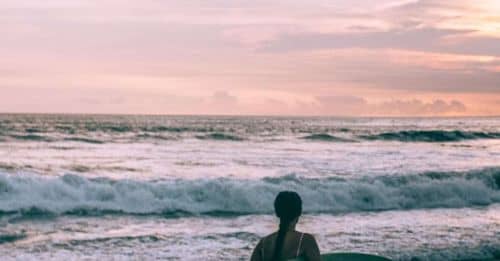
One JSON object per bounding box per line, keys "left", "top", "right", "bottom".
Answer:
{"left": 1, "top": 0, "right": 499, "bottom": 116}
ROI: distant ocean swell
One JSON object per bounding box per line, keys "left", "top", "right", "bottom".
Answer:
{"left": 300, "top": 134, "right": 354, "bottom": 142}
{"left": 1, "top": 130, "right": 500, "bottom": 143}
{"left": 360, "top": 130, "right": 500, "bottom": 142}
{"left": 0, "top": 168, "right": 498, "bottom": 218}
{"left": 302, "top": 130, "right": 500, "bottom": 142}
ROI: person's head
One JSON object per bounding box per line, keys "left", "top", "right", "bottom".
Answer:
{"left": 274, "top": 191, "right": 303, "bottom": 225}
{"left": 272, "top": 191, "right": 303, "bottom": 260}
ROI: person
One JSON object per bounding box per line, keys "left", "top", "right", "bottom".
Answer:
{"left": 251, "top": 191, "right": 321, "bottom": 261}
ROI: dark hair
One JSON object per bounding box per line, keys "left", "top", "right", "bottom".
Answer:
{"left": 272, "top": 191, "right": 302, "bottom": 261}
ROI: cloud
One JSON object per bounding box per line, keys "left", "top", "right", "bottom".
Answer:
{"left": 261, "top": 27, "right": 461, "bottom": 52}
{"left": 376, "top": 99, "right": 467, "bottom": 115}
{"left": 380, "top": 0, "right": 470, "bottom": 23}
{"left": 260, "top": 27, "right": 500, "bottom": 56}
{"left": 211, "top": 90, "right": 238, "bottom": 105}
{"left": 313, "top": 95, "right": 467, "bottom": 116}
{"left": 204, "top": 91, "right": 240, "bottom": 114}
{"left": 257, "top": 0, "right": 500, "bottom": 57}
{"left": 247, "top": 48, "right": 500, "bottom": 93}
{"left": 0, "top": 0, "right": 499, "bottom": 115}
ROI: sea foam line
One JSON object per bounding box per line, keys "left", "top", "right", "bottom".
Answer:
{"left": 0, "top": 168, "right": 499, "bottom": 218}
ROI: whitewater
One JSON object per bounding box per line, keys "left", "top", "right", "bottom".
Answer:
{"left": 0, "top": 114, "right": 499, "bottom": 260}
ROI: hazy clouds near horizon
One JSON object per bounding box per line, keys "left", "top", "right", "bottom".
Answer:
{"left": 1, "top": 0, "right": 499, "bottom": 115}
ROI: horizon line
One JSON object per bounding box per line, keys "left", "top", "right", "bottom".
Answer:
{"left": 1, "top": 111, "right": 499, "bottom": 119}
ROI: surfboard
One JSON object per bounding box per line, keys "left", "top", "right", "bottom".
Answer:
{"left": 289, "top": 252, "right": 392, "bottom": 261}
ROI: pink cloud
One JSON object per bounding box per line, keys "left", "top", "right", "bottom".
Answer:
{"left": 0, "top": 0, "right": 499, "bottom": 115}
{"left": 313, "top": 96, "right": 468, "bottom": 116}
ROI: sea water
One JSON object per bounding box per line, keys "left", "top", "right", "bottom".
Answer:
{"left": 0, "top": 114, "right": 499, "bottom": 260}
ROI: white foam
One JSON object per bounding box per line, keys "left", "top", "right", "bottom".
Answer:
{"left": 0, "top": 168, "right": 499, "bottom": 216}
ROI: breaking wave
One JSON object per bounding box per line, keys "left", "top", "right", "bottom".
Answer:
{"left": 360, "top": 130, "right": 500, "bottom": 142}
{"left": 0, "top": 168, "right": 499, "bottom": 218}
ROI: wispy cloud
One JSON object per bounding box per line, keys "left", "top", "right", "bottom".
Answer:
{"left": 260, "top": 27, "right": 500, "bottom": 56}
{"left": 0, "top": 0, "right": 499, "bottom": 115}
{"left": 313, "top": 96, "right": 467, "bottom": 116}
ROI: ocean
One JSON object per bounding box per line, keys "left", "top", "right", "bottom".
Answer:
{"left": 0, "top": 114, "right": 499, "bottom": 260}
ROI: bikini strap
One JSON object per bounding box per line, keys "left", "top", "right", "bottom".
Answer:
{"left": 296, "top": 233, "right": 304, "bottom": 257}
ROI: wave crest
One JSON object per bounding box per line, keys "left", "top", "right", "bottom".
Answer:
{"left": 0, "top": 168, "right": 499, "bottom": 218}
{"left": 301, "top": 134, "right": 353, "bottom": 142}
{"left": 360, "top": 130, "right": 500, "bottom": 142}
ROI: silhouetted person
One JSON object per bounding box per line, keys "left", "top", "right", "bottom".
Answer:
{"left": 251, "top": 191, "right": 320, "bottom": 261}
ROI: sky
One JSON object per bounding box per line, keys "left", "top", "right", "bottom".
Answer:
{"left": 1, "top": 0, "right": 499, "bottom": 116}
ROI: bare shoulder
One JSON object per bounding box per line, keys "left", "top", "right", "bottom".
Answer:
{"left": 301, "top": 233, "right": 319, "bottom": 248}
{"left": 265, "top": 232, "right": 278, "bottom": 239}
{"left": 302, "top": 233, "right": 317, "bottom": 242}
{"left": 299, "top": 233, "right": 321, "bottom": 260}
{"left": 261, "top": 232, "right": 277, "bottom": 244}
